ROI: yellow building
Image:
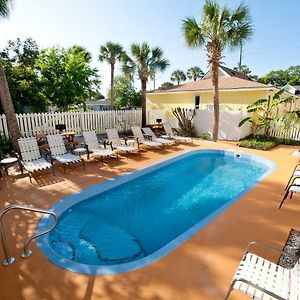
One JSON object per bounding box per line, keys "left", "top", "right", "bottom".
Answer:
{"left": 147, "top": 66, "right": 273, "bottom": 117}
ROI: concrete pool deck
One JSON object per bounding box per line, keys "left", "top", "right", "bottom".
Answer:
{"left": 0, "top": 140, "right": 299, "bottom": 300}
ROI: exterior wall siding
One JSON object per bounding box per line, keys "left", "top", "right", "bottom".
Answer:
{"left": 146, "top": 89, "right": 270, "bottom": 112}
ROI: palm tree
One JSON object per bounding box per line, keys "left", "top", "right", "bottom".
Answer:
{"left": 170, "top": 70, "right": 186, "bottom": 85}
{"left": 99, "top": 42, "right": 124, "bottom": 109}
{"left": 0, "top": 0, "right": 21, "bottom": 151}
{"left": 122, "top": 42, "right": 169, "bottom": 126}
{"left": 187, "top": 66, "right": 204, "bottom": 81}
{"left": 182, "top": 0, "right": 253, "bottom": 141}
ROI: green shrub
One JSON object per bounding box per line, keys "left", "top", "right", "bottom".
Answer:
{"left": 199, "top": 131, "right": 211, "bottom": 140}
{"left": 239, "top": 135, "right": 280, "bottom": 151}
{"left": 0, "top": 135, "right": 13, "bottom": 159}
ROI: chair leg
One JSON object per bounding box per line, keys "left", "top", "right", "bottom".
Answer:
{"left": 224, "top": 281, "right": 235, "bottom": 300}
{"left": 279, "top": 189, "right": 291, "bottom": 208}
{"left": 82, "top": 159, "right": 85, "bottom": 170}
{"left": 285, "top": 175, "right": 294, "bottom": 190}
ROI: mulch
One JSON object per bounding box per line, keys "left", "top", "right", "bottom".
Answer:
{"left": 278, "top": 228, "right": 300, "bottom": 269}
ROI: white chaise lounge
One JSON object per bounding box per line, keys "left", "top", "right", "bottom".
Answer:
{"left": 82, "top": 130, "right": 116, "bottom": 162}
{"left": 285, "top": 162, "right": 300, "bottom": 190}
{"left": 280, "top": 177, "right": 300, "bottom": 208}
{"left": 162, "top": 122, "right": 192, "bottom": 143}
{"left": 46, "top": 134, "right": 85, "bottom": 173}
{"left": 106, "top": 128, "right": 139, "bottom": 154}
{"left": 131, "top": 126, "right": 162, "bottom": 149}
{"left": 18, "top": 136, "right": 54, "bottom": 182}
{"left": 142, "top": 127, "right": 175, "bottom": 146}
{"left": 225, "top": 241, "right": 300, "bottom": 300}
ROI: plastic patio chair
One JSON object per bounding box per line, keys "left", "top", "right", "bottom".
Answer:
{"left": 224, "top": 241, "right": 300, "bottom": 300}
{"left": 105, "top": 128, "right": 139, "bottom": 154}
{"left": 142, "top": 127, "right": 175, "bottom": 146}
{"left": 17, "top": 136, "right": 54, "bottom": 182}
{"left": 131, "top": 126, "right": 162, "bottom": 149}
{"left": 162, "top": 122, "right": 192, "bottom": 143}
{"left": 82, "top": 130, "right": 116, "bottom": 162}
{"left": 46, "top": 134, "right": 85, "bottom": 173}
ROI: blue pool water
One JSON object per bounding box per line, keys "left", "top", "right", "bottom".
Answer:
{"left": 38, "top": 150, "right": 275, "bottom": 274}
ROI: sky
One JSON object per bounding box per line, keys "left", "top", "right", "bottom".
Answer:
{"left": 1, "top": 0, "right": 300, "bottom": 95}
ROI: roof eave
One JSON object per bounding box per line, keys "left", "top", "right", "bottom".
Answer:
{"left": 147, "top": 86, "right": 273, "bottom": 95}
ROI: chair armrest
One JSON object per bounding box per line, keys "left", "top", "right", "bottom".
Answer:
{"left": 244, "top": 241, "right": 299, "bottom": 260}
{"left": 143, "top": 134, "right": 153, "bottom": 141}
{"left": 293, "top": 163, "right": 300, "bottom": 172}
{"left": 230, "top": 278, "right": 285, "bottom": 300}
{"left": 14, "top": 151, "right": 21, "bottom": 160}
{"left": 103, "top": 140, "right": 114, "bottom": 151}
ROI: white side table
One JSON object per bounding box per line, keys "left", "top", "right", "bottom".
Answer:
{"left": 0, "top": 157, "right": 21, "bottom": 175}
{"left": 73, "top": 148, "right": 87, "bottom": 157}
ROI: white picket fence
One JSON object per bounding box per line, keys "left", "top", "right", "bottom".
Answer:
{"left": 0, "top": 110, "right": 142, "bottom": 138}
{"left": 270, "top": 121, "right": 300, "bottom": 141}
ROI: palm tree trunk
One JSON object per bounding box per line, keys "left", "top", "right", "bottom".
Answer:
{"left": 110, "top": 63, "right": 115, "bottom": 109}
{"left": 211, "top": 60, "right": 219, "bottom": 142}
{"left": 0, "top": 59, "right": 21, "bottom": 151}
{"left": 141, "top": 78, "right": 147, "bottom": 127}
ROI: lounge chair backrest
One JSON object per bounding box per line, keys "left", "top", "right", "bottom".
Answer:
{"left": 106, "top": 128, "right": 121, "bottom": 146}
{"left": 18, "top": 137, "right": 41, "bottom": 162}
{"left": 46, "top": 134, "right": 67, "bottom": 156}
{"left": 290, "top": 260, "right": 300, "bottom": 297}
{"left": 142, "top": 127, "right": 156, "bottom": 138}
{"left": 163, "top": 123, "right": 174, "bottom": 136}
{"left": 83, "top": 131, "right": 100, "bottom": 150}
{"left": 131, "top": 126, "right": 145, "bottom": 142}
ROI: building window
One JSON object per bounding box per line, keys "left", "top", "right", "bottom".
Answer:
{"left": 194, "top": 95, "right": 200, "bottom": 109}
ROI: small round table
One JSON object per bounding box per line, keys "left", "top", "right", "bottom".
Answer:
{"left": 0, "top": 157, "right": 20, "bottom": 175}
{"left": 73, "top": 147, "right": 87, "bottom": 157}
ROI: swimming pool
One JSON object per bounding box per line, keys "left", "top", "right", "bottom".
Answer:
{"left": 37, "top": 149, "right": 275, "bottom": 275}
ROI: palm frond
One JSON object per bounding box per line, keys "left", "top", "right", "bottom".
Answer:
{"left": 0, "top": 0, "right": 12, "bottom": 18}
{"left": 98, "top": 42, "right": 124, "bottom": 63}
{"left": 182, "top": 17, "right": 205, "bottom": 48}
{"left": 227, "top": 2, "right": 253, "bottom": 48}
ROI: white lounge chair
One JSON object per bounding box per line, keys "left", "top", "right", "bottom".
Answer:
{"left": 162, "top": 122, "right": 192, "bottom": 143}
{"left": 82, "top": 131, "right": 116, "bottom": 162}
{"left": 131, "top": 126, "right": 162, "bottom": 149}
{"left": 18, "top": 137, "right": 54, "bottom": 182}
{"left": 285, "top": 163, "right": 300, "bottom": 190}
{"left": 142, "top": 127, "right": 175, "bottom": 146}
{"left": 46, "top": 134, "right": 85, "bottom": 173}
{"left": 106, "top": 128, "right": 139, "bottom": 154}
{"left": 225, "top": 241, "right": 300, "bottom": 300}
{"left": 279, "top": 177, "right": 300, "bottom": 208}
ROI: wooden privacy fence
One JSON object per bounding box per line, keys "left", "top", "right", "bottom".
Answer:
{"left": 0, "top": 110, "right": 142, "bottom": 138}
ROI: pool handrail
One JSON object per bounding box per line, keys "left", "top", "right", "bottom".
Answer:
{"left": 0, "top": 204, "right": 58, "bottom": 266}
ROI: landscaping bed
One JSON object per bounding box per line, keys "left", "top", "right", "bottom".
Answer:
{"left": 238, "top": 135, "right": 281, "bottom": 150}
{"left": 238, "top": 135, "right": 300, "bottom": 151}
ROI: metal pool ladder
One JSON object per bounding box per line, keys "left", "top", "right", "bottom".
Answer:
{"left": 0, "top": 204, "right": 58, "bottom": 266}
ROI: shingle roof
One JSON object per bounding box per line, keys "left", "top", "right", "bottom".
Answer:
{"left": 219, "top": 66, "right": 252, "bottom": 80}
{"left": 150, "top": 77, "right": 270, "bottom": 94}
